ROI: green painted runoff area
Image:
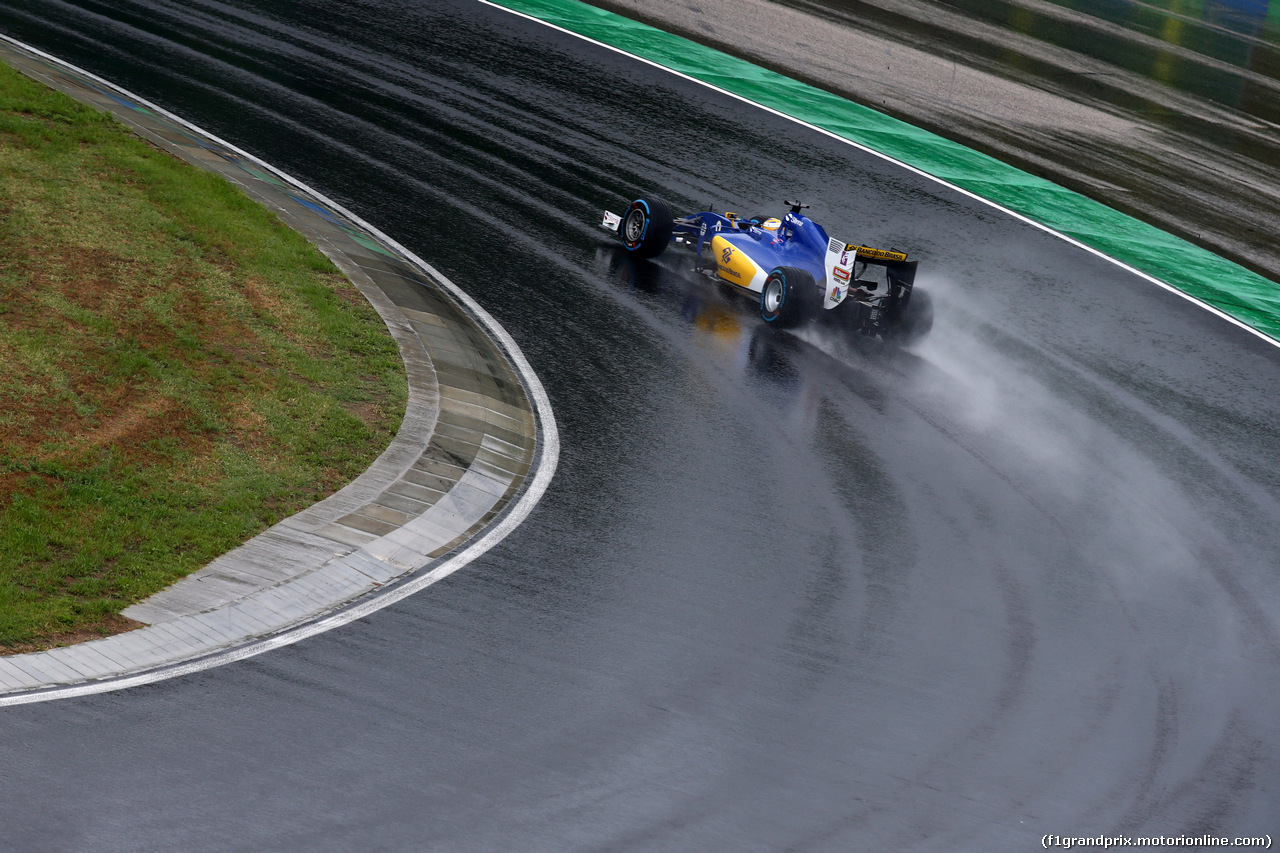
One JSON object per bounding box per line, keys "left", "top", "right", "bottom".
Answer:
{"left": 487, "top": 0, "right": 1280, "bottom": 341}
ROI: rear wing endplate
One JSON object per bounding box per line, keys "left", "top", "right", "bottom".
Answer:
{"left": 824, "top": 238, "right": 917, "bottom": 309}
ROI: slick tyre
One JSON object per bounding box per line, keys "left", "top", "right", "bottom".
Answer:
{"left": 620, "top": 198, "right": 674, "bottom": 259}
{"left": 760, "top": 266, "right": 814, "bottom": 328}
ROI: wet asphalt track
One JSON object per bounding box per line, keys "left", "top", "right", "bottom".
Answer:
{"left": 2, "top": 1, "right": 1280, "bottom": 849}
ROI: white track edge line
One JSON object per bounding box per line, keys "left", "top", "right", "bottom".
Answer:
{"left": 475, "top": 0, "right": 1278, "bottom": 349}
{"left": 0, "top": 33, "right": 560, "bottom": 706}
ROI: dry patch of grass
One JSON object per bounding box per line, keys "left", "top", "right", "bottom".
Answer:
{"left": 0, "top": 62, "right": 407, "bottom": 651}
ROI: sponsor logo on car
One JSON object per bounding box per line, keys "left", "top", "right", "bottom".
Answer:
{"left": 833, "top": 266, "right": 851, "bottom": 282}
{"left": 711, "top": 235, "right": 761, "bottom": 288}
{"left": 831, "top": 287, "right": 843, "bottom": 303}
{"left": 853, "top": 245, "right": 908, "bottom": 263}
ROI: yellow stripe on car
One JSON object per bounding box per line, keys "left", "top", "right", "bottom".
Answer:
{"left": 712, "top": 235, "right": 766, "bottom": 290}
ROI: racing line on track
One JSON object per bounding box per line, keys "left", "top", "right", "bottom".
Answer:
{"left": 2, "top": 0, "right": 1274, "bottom": 702}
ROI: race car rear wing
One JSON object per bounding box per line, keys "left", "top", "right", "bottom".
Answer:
{"left": 824, "top": 238, "right": 917, "bottom": 310}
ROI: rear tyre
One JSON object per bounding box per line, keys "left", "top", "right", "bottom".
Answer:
{"left": 759, "top": 266, "right": 815, "bottom": 327}
{"left": 620, "top": 198, "right": 674, "bottom": 259}
{"left": 889, "top": 288, "right": 933, "bottom": 344}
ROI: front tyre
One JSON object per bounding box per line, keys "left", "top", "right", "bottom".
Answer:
{"left": 760, "top": 266, "right": 814, "bottom": 327}
{"left": 620, "top": 198, "right": 674, "bottom": 259}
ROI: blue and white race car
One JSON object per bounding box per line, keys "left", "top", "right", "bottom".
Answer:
{"left": 602, "top": 196, "right": 932, "bottom": 341}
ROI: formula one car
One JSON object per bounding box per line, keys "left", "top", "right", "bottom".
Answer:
{"left": 601, "top": 196, "right": 932, "bottom": 341}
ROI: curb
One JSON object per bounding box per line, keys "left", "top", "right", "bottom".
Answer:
{"left": 0, "top": 36, "right": 559, "bottom": 705}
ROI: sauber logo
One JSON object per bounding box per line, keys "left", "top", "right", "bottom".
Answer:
{"left": 721, "top": 245, "right": 734, "bottom": 264}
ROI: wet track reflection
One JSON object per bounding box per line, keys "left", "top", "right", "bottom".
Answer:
{"left": 2, "top": 0, "right": 1280, "bottom": 849}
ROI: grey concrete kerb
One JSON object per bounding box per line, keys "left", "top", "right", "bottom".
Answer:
{"left": 0, "top": 36, "right": 559, "bottom": 704}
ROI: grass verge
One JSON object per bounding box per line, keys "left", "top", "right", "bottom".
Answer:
{"left": 0, "top": 61, "right": 407, "bottom": 652}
